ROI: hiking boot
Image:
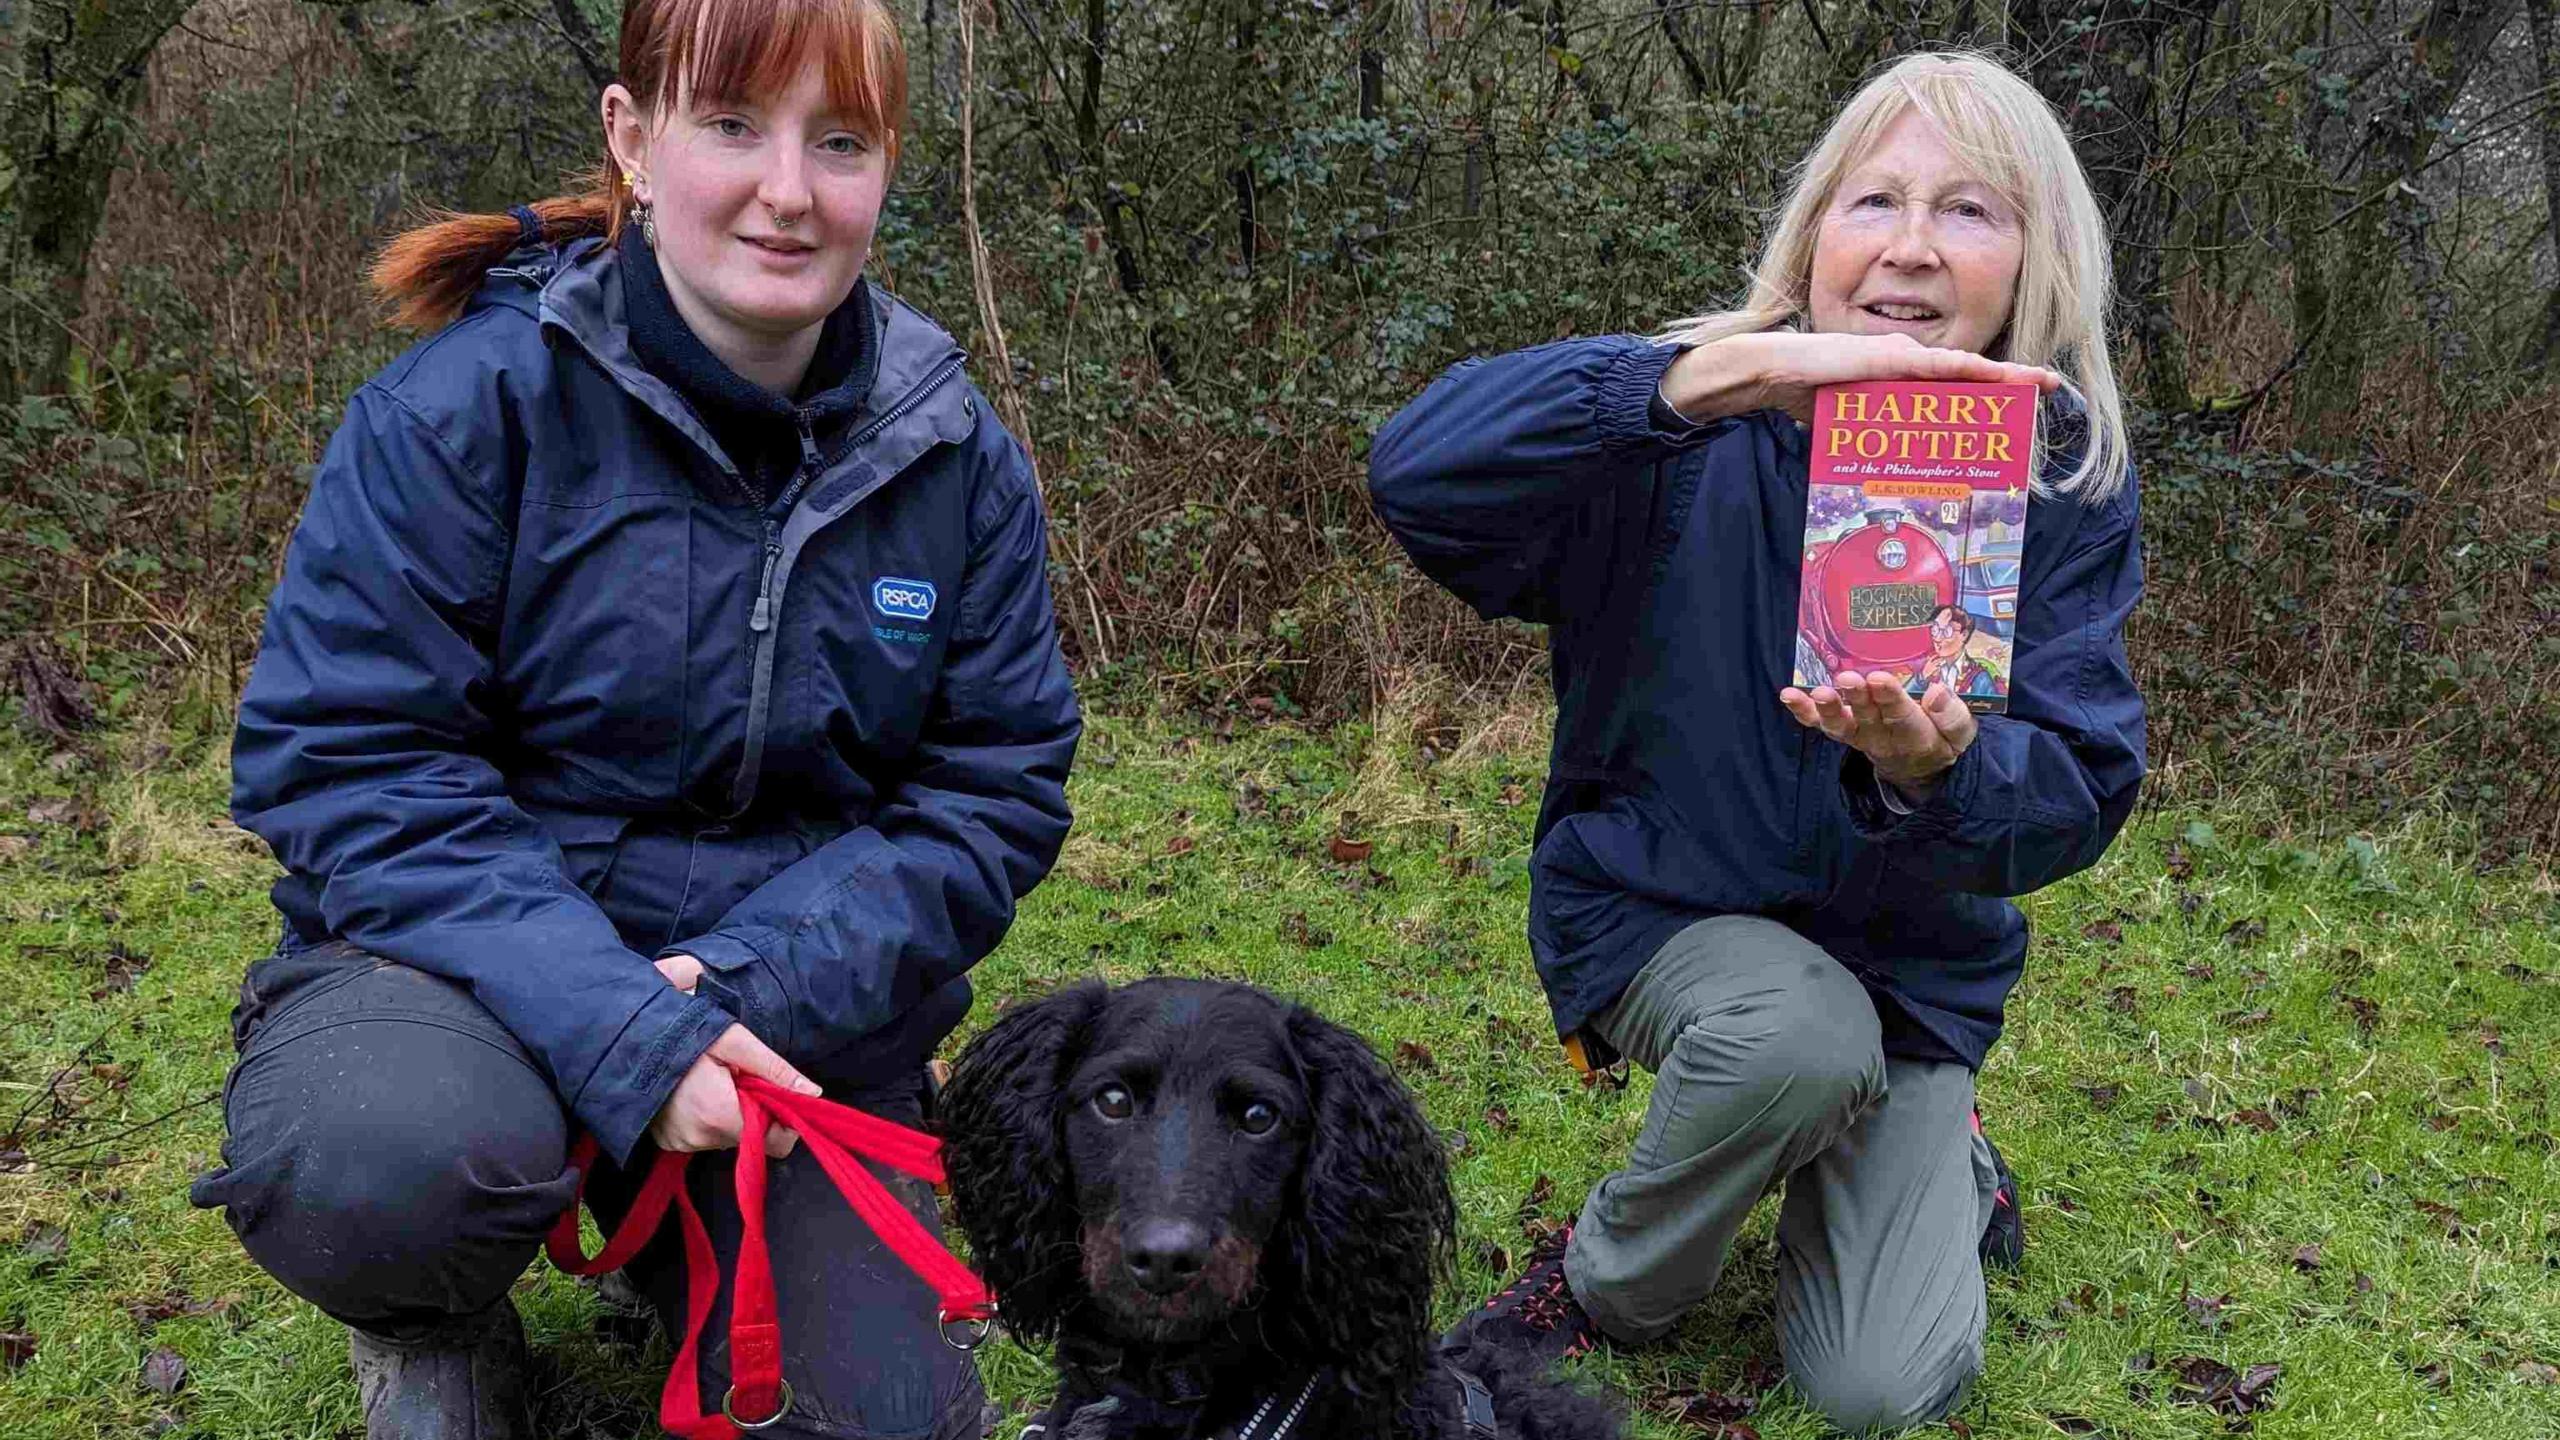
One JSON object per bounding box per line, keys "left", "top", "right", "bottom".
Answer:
{"left": 1439, "top": 1224, "right": 1604, "bottom": 1364}
{"left": 1976, "top": 1109, "right": 2024, "bottom": 1271}
{"left": 347, "top": 1298, "right": 533, "bottom": 1440}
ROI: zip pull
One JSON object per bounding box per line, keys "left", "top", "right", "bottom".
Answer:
{"left": 794, "top": 408, "right": 821, "bottom": 474}
{"left": 749, "top": 541, "right": 783, "bottom": 632}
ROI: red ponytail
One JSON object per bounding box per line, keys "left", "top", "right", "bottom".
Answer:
{"left": 367, "top": 172, "right": 637, "bottom": 331}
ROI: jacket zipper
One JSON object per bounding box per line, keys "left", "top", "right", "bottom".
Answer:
{"left": 723, "top": 362, "right": 966, "bottom": 818}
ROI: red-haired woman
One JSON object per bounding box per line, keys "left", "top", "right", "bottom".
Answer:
{"left": 188, "top": 3, "right": 1079, "bottom": 1436}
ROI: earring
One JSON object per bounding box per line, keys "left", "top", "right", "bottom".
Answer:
{"left": 625, "top": 172, "right": 656, "bottom": 248}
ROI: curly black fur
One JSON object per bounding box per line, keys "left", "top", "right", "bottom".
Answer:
{"left": 939, "top": 979, "right": 1621, "bottom": 1440}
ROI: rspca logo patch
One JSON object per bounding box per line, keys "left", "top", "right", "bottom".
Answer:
{"left": 872, "top": 577, "right": 938, "bottom": 622}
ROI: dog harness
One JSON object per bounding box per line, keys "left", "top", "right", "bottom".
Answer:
{"left": 548, "top": 1074, "right": 997, "bottom": 1436}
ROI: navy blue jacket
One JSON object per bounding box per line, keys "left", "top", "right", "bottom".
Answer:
{"left": 232, "top": 237, "right": 1080, "bottom": 1163}
{"left": 1369, "top": 337, "right": 2145, "bottom": 1069}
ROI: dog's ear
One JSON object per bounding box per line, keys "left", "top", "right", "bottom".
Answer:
{"left": 938, "top": 981, "right": 1109, "bottom": 1344}
{"left": 1271, "top": 1003, "right": 1456, "bottom": 1416}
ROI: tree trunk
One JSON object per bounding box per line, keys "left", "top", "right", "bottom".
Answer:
{"left": 0, "top": 0, "right": 204, "bottom": 402}
{"left": 2301, "top": 0, "right": 2519, "bottom": 435}
{"left": 2524, "top": 0, "right": 2560, "bottom": 368}
{"left": 1231, "top": 0, "right": 1264, "bottom": 272}
{"left": 2012, "top": 0, "right": 2190, "bottom": 410}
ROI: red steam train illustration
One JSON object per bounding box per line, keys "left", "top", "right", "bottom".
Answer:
{"left": 1796, "top": 507, "right": 1959, "bottom": 680}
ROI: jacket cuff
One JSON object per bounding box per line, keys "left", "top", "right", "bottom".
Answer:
{"left": 576, "top": 987, "right": 734, "bottom": 1167}
{"left": 659, "top": 928, "right": 797, "bottom": 1063}
{"left": 1593, "top": 340, "right": 1688, "bottom": 450}
{"left": 1842, "top": 741, "right": 1981, "bottom": 843}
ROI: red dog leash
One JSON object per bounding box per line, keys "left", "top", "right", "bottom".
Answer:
{"left": 547, "top": 1074, "right": 997, "bottom": 1436}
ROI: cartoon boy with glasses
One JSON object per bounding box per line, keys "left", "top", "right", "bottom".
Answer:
{"left": 1915, "top": 604, "right": 2006, "bottom": 701}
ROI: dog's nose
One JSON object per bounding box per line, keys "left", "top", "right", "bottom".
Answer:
{"left": 1123, "top": 1219, "right": 1211, "bottom": 1295}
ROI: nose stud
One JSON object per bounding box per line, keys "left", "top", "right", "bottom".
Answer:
{"left": 767, "top": 204, "right": 799, "bottom": 230}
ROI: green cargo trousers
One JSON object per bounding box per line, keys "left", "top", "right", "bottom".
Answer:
{"left": 1561, "top": 915, "right": 2000, "bottom": 1435}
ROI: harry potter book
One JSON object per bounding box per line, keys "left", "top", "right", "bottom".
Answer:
{"left": 1792, "top": 380, "right": 2037, "bottom": 715}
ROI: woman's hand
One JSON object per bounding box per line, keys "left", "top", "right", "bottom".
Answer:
{"left": 1780, "top": 670, "right": 1978, "bottom": 796}
{"left": 650, "top": 1025, "right": 822, "bottom": 1157}
{"left": 646, "top": 953, "right": 820, "bottom": 1157}
{"left": 1658, "top": 331, "right": 2065, "bottom": 427}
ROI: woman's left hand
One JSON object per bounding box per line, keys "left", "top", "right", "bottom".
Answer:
{"left": 1780, "top": 671, "right": 1977, "bottom": 796}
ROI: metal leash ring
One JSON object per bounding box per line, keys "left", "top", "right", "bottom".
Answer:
{"left": 721, "top": 1379, "right": 797, "bottom": 1430}
{"left": 940, "top": 1305, "right": 997, "bottom": 1352}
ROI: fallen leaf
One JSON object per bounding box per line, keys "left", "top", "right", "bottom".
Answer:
{"left": 2183, "top": 1077, "right": 2213, "bottom": 1109}
{"left": 2229, "top": 1008, "right": 2275, "bottom": 1029}
{"left": 2081, "top": 920, "right": 2123, "bottom": 944}
{"left": 17, "top": 1223, "right": 66, "bottom": 1263}
{"left": 2233, "top": 1107, "right": 2279, "bottom": 1133}
{"left": 1163, "top": 834, "right": 1195, "bottom": 856}
{"left": 92, "top": 942, "right": 152, "bottom": 998}
{"left": 1497, "top": 782, "right": 1527, "bottom": 807}
{"left": 2170, "top": 1356, "right": 2247, "bottom": 1412}
{"left": 0, "top": 835, "right": 30, "bottom": 861}
{"left": 2221, "top": 917, "right": 2267, "bottom": 946}
{"left": 1393, "top": 1040, "right": 1436, "bottom": 1073}
{"left": 26, "top": 797, "right": 76, "bottom": 826}
{"left": 2292, "top": 1243, "right": 2323, "bottom": 1272}
{"left": 2182, "top": 1291, "right": 2232, "bottom": 1331}
{"left": 1470, "top": 1238, "right": 1510, "bottom": 1274}
{"left": 2107, "top": 986, "right": 2138, "bottom": 1015}
{"left": 2341, "top": 994, "right": 2380, "bottom": 1031}
{"left": 1327, "top": 835, "right": 1374, "bottom": 864}
{"left": 1277, "top": 913, "right": 1332, "bottom": 949}
{"left": 2416, "top": 1361, "right": 2450, "bottom": 1391}
{"left": 1518, "top": 1173, "right": 1555, "bottom": 1219}
{"left": 140, "top": 1347, "right": 186, "bottom": 1395}
{"left": 2082, "top": 1082, "right": 2122, "bottom": 1110}
{"left": 1483, "top": 1104, "right": 1516, "bottom": 1135}
{"left": 2414, "top": 1199, "right": 2465, "bottom": 1237}
{"left": 2515, "top": 1361, "right": 2559, "bottom": 1385}
{"left": 0, "top": 1332, "right": 32, "bottom": 1371}
{"left": 2186, "top": 961, "right": 2217, "bottom": 981}
{"left": 2044, "top": 1415, "right": 2098, "bottom": 1434}
{"left": 124, "top": 1293, "right": 231, "bottom": 1330}
{"left": 2353, "top": 1272, "right": 2375, "bottom": 1295}
{"left": 2165, "top": 840, "right": 2194, "bottom": 879}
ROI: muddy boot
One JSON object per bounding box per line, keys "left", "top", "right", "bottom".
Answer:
{"left": 347, "top": 1298, "right": 533, "bottom": 1440}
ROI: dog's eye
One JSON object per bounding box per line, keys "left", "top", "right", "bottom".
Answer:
{"left": 1238, "top": 1101, "right": 1279, "bottom": 1135}
{"left": 1093, "top": 1084, "right": 1135, "bottom": 1120}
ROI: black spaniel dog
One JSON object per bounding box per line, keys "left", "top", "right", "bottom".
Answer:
{"left": 937, "top": 978, "right": 1620, "bottom": 1440}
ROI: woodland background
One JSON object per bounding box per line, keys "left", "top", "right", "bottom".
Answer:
{"left": 0, "top": 0, "right": 2555, "bottom": 853}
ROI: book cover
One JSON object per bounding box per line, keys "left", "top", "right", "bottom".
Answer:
{"left": 1793, "top": 380, "right": 2037, "bottom": 715}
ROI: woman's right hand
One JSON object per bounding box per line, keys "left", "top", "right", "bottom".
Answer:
{"left": 649, "top": 1023, "right": 823, "bottom": 1158}
{"left": 1658, "top": 331, "right": 2065, "bottom": 427}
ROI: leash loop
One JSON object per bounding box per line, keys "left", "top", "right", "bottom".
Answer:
{"left": 547, "top": 1076, "right": 995, "bottom": 1438}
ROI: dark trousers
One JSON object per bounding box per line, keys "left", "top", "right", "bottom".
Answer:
{"left": 190, "top": 940, "right": 986, "bottom": 1440}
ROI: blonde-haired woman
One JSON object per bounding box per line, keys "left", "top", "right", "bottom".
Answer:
{"left": 1371, "top": 51, "right": 2145, "bottom": 1433}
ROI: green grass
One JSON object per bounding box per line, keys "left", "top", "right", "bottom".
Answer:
{"left": 3, "top": 707, "right": 2557, "bottom": 1438}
